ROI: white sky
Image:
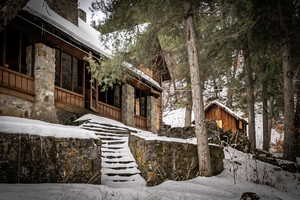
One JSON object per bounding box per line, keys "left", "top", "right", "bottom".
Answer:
{"left": 79, "top": 0, "right": 105, "bottom": 24}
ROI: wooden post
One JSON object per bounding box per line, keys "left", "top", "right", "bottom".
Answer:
{"left": 18, "top": 32, "right": 22, "bottom": 73}
{"left": 83, "top": 62, "right": 85, "bottom": 98}
{"left": 71, "top": 56, "right": 74, "bottom": 91}
{"left": 1, "top": 30, "right": 6, "bottom": 66}
{"left": 59, "top": 49, "right": 62, "bottom": 87}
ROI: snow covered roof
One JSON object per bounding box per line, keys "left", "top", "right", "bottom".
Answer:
{"left": 0, "top": 116, "right": 98, "bottom": 139}
{"left": 23, "top": 0, "right": 161, "bottom": 90}
{"left": 205, "top": 100, "right": 247, "bottom": 122}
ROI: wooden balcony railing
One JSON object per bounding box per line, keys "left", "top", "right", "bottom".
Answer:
{"left": 135, "top": 115, "right": 147, "bottom": 130}
{"left": 0, "top": 66, "right": 34, "bottom": 96}
{"left": 96, "top": 101, "right": 121, "bottom": 121}
{"left": 55, "top": 86, "right": 84, "bottom": 108}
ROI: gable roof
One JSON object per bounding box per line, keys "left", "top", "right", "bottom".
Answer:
{"left": 23, "top": 0, "right": 161, "bottom": 90}
{"left": 205, "top": 100, "right": 247, "bottom": 123}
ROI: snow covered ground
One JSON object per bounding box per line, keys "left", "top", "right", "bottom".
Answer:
{"left": 0, "top": 114, "right": 298, "bottom": 199}
{"left": 0, "top": 116, "right": 97, "bottom": 139}
{"left": 0, "top": 171, "right": 298, "bottom": 200}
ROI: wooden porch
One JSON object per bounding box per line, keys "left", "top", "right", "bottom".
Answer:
{"left": 0, "top": 66, "right": 34, "bottom": 101}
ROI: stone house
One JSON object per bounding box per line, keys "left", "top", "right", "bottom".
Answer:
{"left": 0, "top": 0, "right": 170, "bottom": 133}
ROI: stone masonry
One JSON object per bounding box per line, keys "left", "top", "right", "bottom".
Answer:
{"left": 0, "top": 133, "right": 101, "bottom": 184}
{"left": 0, "top": 94, "right": 32, "bottom": 118}
{"left": 121, "top": 84, "right": 135, "bottom": 127}
{"left": 147, "top": 96, "right": 158, "bottom": 133}
{"left": 129, "top": 134, "right": 224, "bottom": 186}
{"left": 32, "top": 43, "right": 57, "bottom": 123}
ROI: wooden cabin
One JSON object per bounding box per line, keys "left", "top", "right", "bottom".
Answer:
{"left": 0, "top": 0, "right": 170, "bottom": 133}
{"left": 205, "top": 101, "right": 247, "bottom": 134}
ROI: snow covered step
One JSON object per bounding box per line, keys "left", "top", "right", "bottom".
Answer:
{"left": 101, "top": 141, "right": 127, "bottom": 145}
{"left": 104, "top": 160, "right": 135, "bottom": 164}
{"left": 79, "top": 119, "right": 145, "bottom": 187}
{"left": 102, "top": 162, "right": 138, "bottom": 168}
{"left": 82, "top": 125, "right": 130, "bottom": 133}
{"left": 98, "top": 137, "right": 126, "bottom": 142}
{"left": 99, "top": 137, "right": 127, "bottom": 142}
{"left": 102, "top": 156, "right": 134, "bottom": 162}
{"left": 101, "top": 174, "right": 146, "bottom": 186}
{"left": 81, "top": 127, "right": 129, "bottom": 135}
{"left": 101, "top": 145, "right": 126, "bottom": 149}
{"left": 102, "top": 174, "right": 141, "bottom": 181}
{"left": 103, "top": 167, "right": 140, "bottom": 175}
{"left": 102, "top": 151, "right": 130, "bottom": 156}
{"left": 96, "top": 133, "right": 128, "bottom": 137}
{"left": 106, "top": 166, "right": 135, "bottom": 170}
{"left": 86, "top": 121, "right": 136, "bottom": 132}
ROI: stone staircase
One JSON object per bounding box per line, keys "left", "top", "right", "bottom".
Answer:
{"left": 81, "top": 121, "right": 145, "bottom": 187}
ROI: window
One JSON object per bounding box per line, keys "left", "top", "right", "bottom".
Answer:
{"left": 135, "top": 88, "right": 147, "bottom": 117}
{"left": 216, "top": 120, "right": 223, "bottom": 129}
{"left": 6, "top": 30, "right": 19, "bottom": 71}
{"left": 61, "top": 52, "right": 72, "bottom": 90}
{"left": 98, "top": 84, "right": 122, "bottom": 108}
{"left": 55, "top": 49, "right": 61, "bottom": 86}
{"left": 0, "top": 31, "right": 4, "bottom": 66}
{"left": 1, "top": 29, "right": 34, "bottom": 76}
{"left": 55, "top": 49, "right": 83, "bottom": 94}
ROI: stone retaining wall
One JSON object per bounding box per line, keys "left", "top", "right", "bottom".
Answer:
{"left": 129, "top": 134, "right": 224, "bottom": 186}
{"left": 0, "top": 133, "right": 101, "bottom": 184}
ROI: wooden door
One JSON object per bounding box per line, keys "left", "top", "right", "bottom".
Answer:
{"left": 90, "top": 78, "right": 98, "bottom": 111}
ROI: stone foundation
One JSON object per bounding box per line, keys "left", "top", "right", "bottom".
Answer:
{"left": 32, "top": 43, "right": 58, "bottom": 123}
{"left": 0, "top": 94, "right": 32, "bottom": 118}
{"left": 129, "top": 134, "right": 224, "bottom": 186}
{"left": 0, "top": 133, "right": 101, "bottom": 184}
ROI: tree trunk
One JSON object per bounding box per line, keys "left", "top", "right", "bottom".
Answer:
{"left": 244, "top": 48, "right": 256, "bottom": 152}
{"left": 267, "top": 98, "right": 273, "bottom": 150}
{"left": 295, "top": 70, "right": 300, "bottom": 157}
{"left": 184, "top": 1, "right": 212, "bottom": 176}
{"left": 282, "top": 42, "right": 296, "bottom": 161}
{"left": 262, "top": 81, "right": 269, "bottom": 151}
{"left": 184, "top": 90, "right": 192, "bottom": 127}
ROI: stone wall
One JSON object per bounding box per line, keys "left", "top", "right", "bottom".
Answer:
{"left": 32, "top": 43, "right": 58, "bottom": 123}
{"left": 0, "top": 133, "right": 101, "bottom": 184}
{"left": 121, "top": 84, "right": 135, "bottom": 126}
{"left": 46, "top": 0, "right": 79, "bottom": 25}
{"left": 158, "top": 121, "right": 221, "bottom": 139}
{"left": 56, "top": 109, "right": 87, "bottom": 125}
{"left": 129, "top": 134, "right": 224, "bottom": 186}
{"left": 0, "top": 94, "right": 32, "bottom": 118}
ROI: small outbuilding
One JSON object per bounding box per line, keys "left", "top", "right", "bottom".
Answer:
{"left": 204, "top": 101, "right": 247, "bottom": 134}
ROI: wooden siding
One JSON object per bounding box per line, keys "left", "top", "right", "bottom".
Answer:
{"left": 0, "top": 66, "right": 34, "bottom": 96}
{"left": 96, "top": 101, "right": 121, "bottom": 122}
{"left": 205, "top": 104, "right": 245, "bottom": 134}
{"left": 55, "top": 86, "right": 84, "bottom": 108}
{"left": 135, "top": 115, "right": 147, "bottom": 130}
